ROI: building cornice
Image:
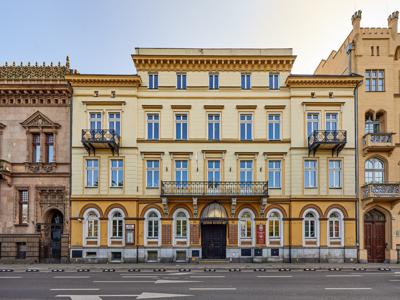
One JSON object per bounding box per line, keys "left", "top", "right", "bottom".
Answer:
{"left": 286, "top": 74, "right": 363, "bottom": 88}
{"left": 66, "top": 74, "right": 141, "bottom": 87}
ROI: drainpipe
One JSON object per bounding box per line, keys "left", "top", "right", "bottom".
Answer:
{"left": 68, "top": 85, "right": 73, "bottom": 263}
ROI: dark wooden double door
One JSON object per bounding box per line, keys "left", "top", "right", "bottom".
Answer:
{"left": 201, "top": 224, "right": 226, "bottom": 259}
{"left": 364, "top": 210, "right": 386, "bottom": 263}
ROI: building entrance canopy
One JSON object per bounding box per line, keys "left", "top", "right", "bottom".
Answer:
{"left": 200, "top": 202, "right": 228, "bottom": 224}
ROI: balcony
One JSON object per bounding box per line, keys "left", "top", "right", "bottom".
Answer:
{"left": 363, "top": 133, "right": 395, "bottom": 155}
{"left": 362, "top": 182, "right": 400, "bottom": 202}
{"left": 308, "top": 130, "right": 347, "bottom": 156}
{"left": 81, "top": 129, "right": 120, "bottom": 156}
{"left": 161, "top": 181, "right": 268, "bottom": 197}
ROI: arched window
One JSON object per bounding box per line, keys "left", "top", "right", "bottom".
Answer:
{"left": 268, "top": 211, "right": 282, "bottom": 239}
{"left": 365, "top": 158, "right": 384, "bottom": 183}
{"left": 175, "top": 211, "right": 188, "bottom": 239}
{"left": 327, "top": 210, "right": 344, "bottom": 245}
{"left": 83, "top": 209, "right": 100, "bottom": 246}
{"left": 145, "top": 210, "right": 161, "bottom": 245}
{"left": 109, "top": 209, "right": 124, "bottom": 240}
{"left": 238, "top": 210, "right": 255, "bottom": 246}
{"left": 303, "top": 209, "right": 319, "bottom": 246}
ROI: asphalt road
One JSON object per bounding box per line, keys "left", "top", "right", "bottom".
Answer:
{"left": 0, "top": 269, "right": 400, "bottom": 299}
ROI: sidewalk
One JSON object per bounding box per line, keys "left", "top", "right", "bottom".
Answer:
{"left": 0, "top": 262, "right": 398, "bottom": 272}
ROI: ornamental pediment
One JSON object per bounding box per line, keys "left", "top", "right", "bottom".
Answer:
{"left": 20, "top": 111, "right": 61, "bottom": 129}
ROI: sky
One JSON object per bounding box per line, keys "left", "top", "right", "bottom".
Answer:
{"left": 0, "top": 0, "right": 398, "bottom": 74}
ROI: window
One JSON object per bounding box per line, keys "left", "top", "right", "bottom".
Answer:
{"left": 329, "top": 160, "right": 342, "bottom": 188}
{"left": 45, "top": 134, "right": 54, "bottom": 163}
{"left": 108, "top": 113, "right": 121, "bottom": 136}
{"left": 365, "top": 158, "right": 384, "bottom": 184}
{"left": 207, "top": 160, "right": 221, "bottom": 182}
{"left": 268, "top": 211, "right": 282, "bottom": 240}
{"left": 175, "top": 211, "right": 188, "bottom": 239}
{"left": 110, "top": 211, "right": 124, "bottom": 239}
{"left": 110, "top": 159, "right": 123, "bottom": 187}
{"left": 85, "top": 159, "right": 99, "bottom": 187}
{"left": 268, "top": 114, "right": 281, "bottom": 140}
{"left": 208, "top": 114, "right": 220, "bottom": 141}
{"left": 147, "top": 211, "right": 159, "bottom": 239}
{"left": 148, "top": 73, "right": 159, "bottom": 89}
{"left": 268, "top": 160, "right": 282, "bottom": 189}
{"left": 241, "top": 73, "right": 251, "bottom": 90}
{"left": 365, "top": 69, "right": 385, "bottom": 92}
{"left": 209, "top": 73, "right": 219, "bottom": 90}
{"left": 175, "top": 160, "right": 188, "bottom": 184}
{"left": 307, "top": 113, "right": 319, "bottom": 137}
{"left": 365, "top": 113, "right": 380, "bottom": 134}
{"left": 325, "top": 113, "right": 338, "bottom": 131}
{"left": 89, "top": 112, "right": 102, "bottom": 130}
{"left": 239, "top": 211, "right": 253, "bottom": 239}
{"left": 86, "top": 211, "right": 99, "bottom": 239}
{"left": 177, "top": 73, "right": 187, "bottom": 90}
{"left": 19, "top": 190, "right": 29, "bottom": 224}
{"left": 147, "top": 113, "right": 160, "bottom": 140}
{"left": 240, "top": 160, "right": 253, "bottom": 192}
{"left": 175, "top": 113, "right": 188, "bottom": 140}
{"left": 304, "top": 211, "right": 317, "bottom": 239}
{"left": 32, "top": 134, "right": 40, "bottom": 163}
{"left": 269, "top": 73, "right": 279, "bottom": 90}
{"left": 304, "top": 160, "right": 318, "bottom": 188}
{"left": 16, "top": 242, "right": 26, "bottom": 259}
{"left": 240, "top": 114, "right": 252, "bottom": 140}
{"left": 146, "top": 160, "right": 160, "bottom": 188}
{"left": 328, "top": 211, "right": 342, "bottom": 240}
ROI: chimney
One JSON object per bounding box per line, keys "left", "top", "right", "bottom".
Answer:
{"left": 388, "top": 11, "right": 399, "bottom": 37}
{"left": 351, "top": 10, "right": 362, "bottom": 32}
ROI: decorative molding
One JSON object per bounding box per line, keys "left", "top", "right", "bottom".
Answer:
{"left": 142, "top": 104, "right": 163, "bottom": 109}
{"left": 82, "top": 100, "right": 126, "bottom": 106}
{"left": 25, "top": 162, "right": 57, "bottom": 173}
{"left": 286, "top": 75, "right": 363, "bottom": 88}
{"left": 302, "top": 101, "right": 345, "bottom": 107}
{"left": 66, "top": 74, "right": 141, "bottom": 87}
{"left": 260, "top": 197, "right": 268, "bottom": 218}
{"left": 264, "top": 105, "right": 286, "bottom": 109}
{"left": 204, "top": 105, "right": 224, "bottom": 109}
{"left": 20, "top": 111, "right": 61, "bottom": 129}
{"left": 231, "top": 198, "right": 237, "bottom": 218}
{"left": 171, "top": 105, "right": 192, "bottom": 109}
{"left": 161, "top": 197, "right": 168, "bottom": 217}
{"left": 192, "top": 197, "right": 198, "bottom": 218}
{"left": 236, "top": 105, "right": 257, "bottom": 109}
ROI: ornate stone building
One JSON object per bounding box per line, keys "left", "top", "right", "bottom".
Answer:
{"left": 316, "top": 11, "right": 400, "bottom": 263}
{"left": 0, "top": 60, "right": 73, "bottom": 262}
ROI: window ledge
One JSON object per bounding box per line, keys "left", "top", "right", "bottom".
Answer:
{"left": 14, "top": 224, "right": 29, "bottom": 227}
{"left": 304, "top": 187, "right": 318, "bottom": 190}
{"left": 85, "top": 186, "right": 99, "bottom": 189}
{"left": 146, "top": 187, "right": 160, "bottom": 190}
{"left": 110, "top": 186, "right": 124, "bottom": 189}
{"left": 268, "top": 187, "right": 282, "bottom": 190}
{"left": 329, "top": 187, "right": 343, "bottom": 190}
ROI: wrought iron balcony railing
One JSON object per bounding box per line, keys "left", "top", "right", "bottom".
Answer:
{"left": 161, "top": 181, "right": 268, "bottom": 197}
{"left": 363, "top": 133, "right": 395, "bottom": 154}
{"left": 308, "top": 130, "right": 347, "bottom": 156}
{"left": 362, "top": 182, "right": 400, "bottom": 200}
{"left": 81, "top": 129, "right": 120, "bottom": 156}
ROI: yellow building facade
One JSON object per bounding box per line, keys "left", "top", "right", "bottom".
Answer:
{"left": 68, "top": 48, "right": 361, "bottom": 263}
{"left": 316, "top": 11, "right": 400, "bottom": 263}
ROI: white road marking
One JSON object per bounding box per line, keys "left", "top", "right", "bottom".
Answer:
{"left": 389, "top": 280, "right": 400, "bottom": 281}
{"left": 0, "top": 276, "right": 22, "bottom": 279}
{"left": 51, "top": 288, "right": 100, "bottom": 291}
{"left": 120, "top": 274, "right": 159, "bottom": 277}
{"left": 190, "top": 275, "right": 225, "bottom": 278}
{"left": 167, "top": 272, "right": 192, "bottom": 276}
{"left": 155, "top": 279, "right": 201, "bottom": 284}
{"left": 121, "top": 276, "right": 159, "bottom": 279}
{"left": 326, "top": 275, "right": 362, "bottom": 277}
{"left": 351, "top": 272, "right": 393, "bottom": 275}
{"left": 55, "top": 292, "right": 192, "bottom": 299}
{"left": 189, "top": 288, "right": 236, "bottom": 291}
{"left": 53, "top": 276, "right": 90, "bottom": 279}
{"left": 257, "top": 275, "right": 293, "bottom": 278}
{"left": 93, "top": 280, "right": 154, "bottom": 283}
{"left": 325, "top": 288, "right": 371, "bottom": 290}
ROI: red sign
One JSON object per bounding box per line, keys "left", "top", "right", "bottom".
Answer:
{"left": 256, "top": 224, "right": 265, "bottom": 244}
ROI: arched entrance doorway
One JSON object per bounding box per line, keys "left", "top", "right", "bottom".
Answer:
{"left": 364, "top": 209, "right": 386, "bottom": 263}
{"left": 42, "top": 209, "right": 64, "bottom": 262}
{"left": 200, "top": 202, "right": 227, "bottom": 259}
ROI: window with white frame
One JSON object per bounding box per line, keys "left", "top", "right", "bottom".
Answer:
{"left": 325, "top": 113, "right": 338, "bottom": 131}
{"left": 110, "top": 159, "right": 123, "bottom": 187}
{"left": 269, "top": 73, "right": 279, "bottom": 90}
{"left": 268, "top": 114, "right": 281, "bottom": 140}
{"left": 208, "top": 113, "right": 220, "bottom": 141}
{"left": 240, "top": 114, "right": 252, "bottom": 140}
{"left": 304, "top": 160, "right": 318, "bottom": 188}
{"left": 108, "top": 112, "right": 120, "bottom": 136}
{"left": 176, "top": 73, "right": 187, "bottom": 90}
{"left": 328, "top": 210, "right": 343, "bottom": 241}
{"left": 365, "top": 69, "right": 384, "bottom": 92}
{"left": 329, "top": 160, "right": 342, "bottom": 188}
{"left": 85, "top": 159, "right": 99, "bottom": 187}
{"left": 174, "top": 210, "right": 188, "bottom": 239}
{"left": 146, "top": 211, "right": 160, "bottom": 239}
{"left": 240, "top": 160, "right": 253, "bottom": 183}
{"left": 365, "top": 158, "right": 384, "bottom": 184}
{"left": 147, "top": 113, "right": 160, "bottom": 140}
{"left": 239, "top": 210, "right": 254, "bottom": 239}
{"left": 175, "top": 160, "right": 188, "bottom": 186}
{"left": 148, "top": 73, "right": 159, "bottom": 89}
{"left": 84, "top": 210, "right": 100, "bottom": 242}
{"left": 175, "top": 113, "right": 188, "bottom": 140}
{"left": 207, "top": 160, "right": 221, "bottom": 190}
{"left": 241, "top": 73, "right": 251, "bottom": 90}
{"left": 268, "top": 160, "right": 282, "bottom": 189}
{"left": 307, "top": 113, "right": 319, "bottom": 137}
{"left": 89, "top": 112, "right": 102, "bottom": 130}
{"left": 110, "top": 210, "right": 124, "bottom": 239}
{"left": 209, "top": 73, "right": 219, "bottom": 90}
{"left": 146, "top": 160, "right": 160, "bottom": 188}
{"left": 268, "top": 210, "right": 282, "bottom": 240}
{"left": 304, "top": 211, "right": 318, "bottom": 239}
